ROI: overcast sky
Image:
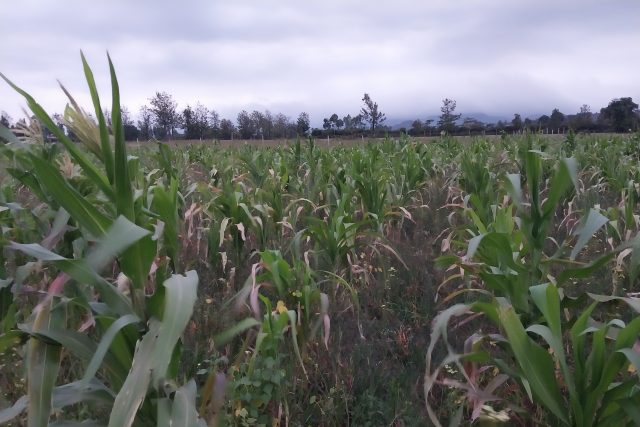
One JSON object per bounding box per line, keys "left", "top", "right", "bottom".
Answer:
{"left": 1, "top": 0, "right": 639, "bottom": 126}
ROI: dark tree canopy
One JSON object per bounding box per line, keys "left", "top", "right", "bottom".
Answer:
{"left": 438, "top": 98, "right": 461, "bottom": 134}
{"left": 237, "top": 110, "right": 254, "bottom": 139}
{"left": 137, "top": 106, "right": 153, "bottom": 140}
{"left": 360, "top": 93, "right": 386, "bottom": 133}
{"left": 600, "top": 97, "right": 639, "bottom": 132}
{"left": 296, "top": 112, "right": 310, "bottom": 136}
{"left": 512, "top": 113, "right": 523, "bottom": 131}
{"left": 149, "top": 92, "right": 180, "bottom": 140}
{"left": 549, "top": 108, "right": 565, "bottom": 130}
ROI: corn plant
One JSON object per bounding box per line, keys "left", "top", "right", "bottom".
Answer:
{"left": 0, "top": 53, "right": 206, "bottom": 426}
{"left": 429, "top": 150, "right": 640, "bottom": 425}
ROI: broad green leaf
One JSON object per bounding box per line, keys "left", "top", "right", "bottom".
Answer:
{"left": 52, "top": 378, "right": 115, "bottom": 408}
{"left": 28, "top": 300, "right": 64, "bottom": 427}
{"left": 0, "top": 122, "right": 21, "bottom": 144}
{"left": 570, "top": 208, "right": 609, "bottom": 260}
{"left": 29, "top": 154, "right": 110, "bottom": 237}
{"left": 213, "top": 317, "right": 260, "bottom": 347}
{"left": 81, "top": 51, "right": 114, "bottom": 185}
{"left": 168, "top": 380, "right": 206, "bottom": 427}
{"left": 557, "top": 253, "right": 615, "bottom": 285}
{"left": 544, "top": 157, "right": 577, "bottom": 219}
{"left": 0, "top": 330, "right": 26, "bottom": 354}
{"left": 0, "top": 71, "right": 113, "bottom": 199}
{"left": 49, "top": 421, "right": 106, "bottom": 427}
{"left": 108, "top": 319, "right": 161, "bottom": 427}
{"left": 617, "top": 348, "right": 640, "bottom": 381}
{"left": 108, "top": 272, "right": 198, "bottom": 427}
{"left": 152, "top": 180, "right": 180, "bottom": 272}
{"left": 498, "top": 304, "right": 568, "bottom": 424}
{"left": 85, "top": 216, "right": 151, "bottom": 271}
{"left": 570, "top": 302, "right": 597, "bottom": 392}
{"left": 108, "top": 53, "right": 134, "bottom": 222}
{"left": 286, "top": 309, "right": 307, "bottom": 378}
{"left": 0, "top": 396, "right": 28, "bottom": 424}
{"left": 80, "top": 314, "right": 140, "bottom": 388}
{"left": 150, "top": 270, "right": 198, "bottom": 388}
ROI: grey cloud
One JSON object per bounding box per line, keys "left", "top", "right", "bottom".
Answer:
{"left": 1, "top": 0, "right": 639, "bottom": 125}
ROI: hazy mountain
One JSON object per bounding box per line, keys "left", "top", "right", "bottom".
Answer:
{"left": 386, "top": 112, "right": 511, "bottom": 130}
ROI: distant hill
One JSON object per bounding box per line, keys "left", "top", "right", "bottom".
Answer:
{"left": 387, "top": 112, "right": 510, "bottom": 130}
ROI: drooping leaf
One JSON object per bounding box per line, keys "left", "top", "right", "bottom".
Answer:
{"left": 0, "top": 71, "right": 113, "bottom": 199}
{"left": 498, "top": 303, "right": 568, "bottom": 424}
{"left": 570, "top": 208, "right": 609, "bottom": 260}
{"left": 27, "top": 300, "right": 64, "bottom": 427}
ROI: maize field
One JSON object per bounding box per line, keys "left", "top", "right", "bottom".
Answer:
{"left": 1, "top": 55, "right": 640, "bottom": 426}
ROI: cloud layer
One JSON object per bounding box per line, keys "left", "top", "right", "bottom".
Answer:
{"left": 1, "top": 0, "right": 639, "bottom": 125}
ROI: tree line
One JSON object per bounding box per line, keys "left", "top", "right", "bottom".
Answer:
{"left": 1, "top": 93, "right": 638, "bottom": 142}
{"left": 405, "top": 97, "right": 639, "bottom": 137}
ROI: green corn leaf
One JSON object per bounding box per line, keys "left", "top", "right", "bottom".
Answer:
{"left": 168, "top": 380, "right": 206, "bottom": 427}
{"left": 150, "top": 271, "right": 199, "bottom": 388}
{"left": 6, "top": 168, "right": 49, "bottom": 205}
{"left": 107, "top": 319, "right": 161, "bottom": 427}
{"left": 27, "top": 300, "right": 64, "bottom": 427}
{"left": 286, "top": 309, "right": 307, "bottom": 378}
{"left": 570, "top": 208, "right": 609, "bottom": 260}
{"left": 108, "top": 53, "right": 134, "bottom": 222}
{"left": 49, "top": 420, "right": 106, "bottom": 427}
{"left": 81, "top": 51, "right": 114, "bottom": 185}
{"left": 0, "top": 122, "right": 22, "bottom": 144}
{"left": 152, "top": 180, "right": 180, "bottom": 272}
{"left": 504, "top": 174, "right": 523, "bottom": 209}
{"left": 80, "top": 314, "right": 140, "bottom": 388}
{"left": 0, "top": 330, "right": 26, "bottom": 354}
{"left": 618, "top": 396, "right": 640, "bottom": 425}
{"left": 544, "top": 157, "right": 578, "bottom": 219}
{"left": 617, "top": 348, "right": 640, "bottom": 381}
{"left": 108, "top": 271, "right": 198, "bottom": 427}
{"left": 570, "top": 302, "right": 597, "bottom": 392}
{"left": 498, "top": 303, "right": 568, "bottom": 424}
{"left": 10, "top": 216, "right": 150, "bottom": 315}
{"left": 557, "top": 253, "right": 616, "bottom": 285}
{"left": 213, "top": 317, "right": 260, "bottom": 347}
{"left": 29, "top": 154, "right": 110, "bottom": 237}
{"left": 0, "top": 71, "right": 113, "bottom": 199}
{"left": 0, "top": 396, "right": 28, "bottom": 424}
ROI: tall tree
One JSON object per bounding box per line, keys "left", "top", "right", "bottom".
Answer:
{"left": 438, "top": 98, "right": 461, "bottom": 134}
{"left": 296, "top": 112, "right": 310, "bottom": 136}
{"left": 462, "top": 117, "right": 484, "bottom": 135}
{"left": 360, "top": 93, "right": 386, "bottom": 133}
{"left": 342, "top": 114, "right": 353, "bottom": 132}
{"left": 149, "top": 92, "right": 180, "bottom": 140}
{"left": 273, "top": 113, "right": 291, "bottom": 139}
{"left": 192, "top": 103, "right": 210, "bottom": 139}
{"left": 250, "top": 110, "right": 266, "bottom": 139}
{"left": 209, "top": 109, "right": 221, "bottom": 139}
{"left": 511, "top": 114, "right": 523, "bottom": 132}
{"left": 237, "top": 110, "right": 254, "bottom": 139}
{"left": 600, "top": 97, "right": 639, "bottom": 132}
{"left": 182, "top": 105, "right": 197, "bottom": 140}
{"left": 572, "top": 104, "right": 593, "bottom": 131}
{"left": 220, "top": 118, "right": 236, "bottom": 140}
{"left": 410, "top": 119, "right": 424, "bottom": 136}
{"left": 1, "top": 111, "right": 12, "bottom": 128}
{"left": 352, "top": 114, "right": 365, "bottom": 131}
{"left": 549, "top": 108, "right": 565, "bottom": 130}
{"left": 121, "top": 106, "right": 139, "bottom": 141}
{"left": 537, "top": 114, "right": 551, "bottom": 130}
{"left": 138, "top": 105, "right": 153, "bottom": 141}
